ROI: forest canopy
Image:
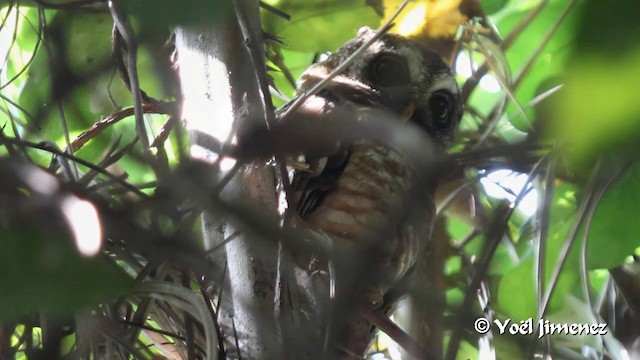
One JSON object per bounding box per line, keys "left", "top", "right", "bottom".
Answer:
{"left": 1, "top": 0, "right": 640, "bottom": 359}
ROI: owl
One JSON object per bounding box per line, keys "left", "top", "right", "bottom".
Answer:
{"left": 286, "top": 26, "right": 462, "bottom": 356}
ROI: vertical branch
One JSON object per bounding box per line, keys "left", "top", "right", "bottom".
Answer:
{"left": 108, "top": 0, "right": 149, "bottom": 150}
{"left": 174, "top": 1, "right": 283, "bottom": 358}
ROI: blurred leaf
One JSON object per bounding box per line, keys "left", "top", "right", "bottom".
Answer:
{"left": 59, "top": 14, "right": 112, "bottom": 76}
{"left": 546, "top": 295, "right": 604, "bottom": 349}
{"left": 0, "top": 219, "right": 131, "bottom": 320}
{"left": 552, "top": 50, "right": 640, "bottom": 164}
{"left": 496, "top": 1, "right": 581, "bottom": 131}
{"left": 447, "top": 338, "right": 478, "bottom": 360}
{"left": 497, "top": 255, "right": 535, "bottom": 320}
{"left": 572, "top": 0, "right": 640, "bottom": 57}
{"left": 493, "top": 334, "right": 526, "bottom": 359}
{"left": 16, "top": 10, "right": 172, "bottom": 164}
{"left": 488, "top": 241, "right": 519, "bottom": 275}
{"left": 481, "top": 0, "right": 509, "bottom": 15}
{"left": 1, "top": 0, "right": 636, "bottom": 357}
{"left": 587, "top": 162, "right": 640, "bottom": 269}
{"left": 544, "top": 1, "right": 640, "bottom": 165}
{"left": 364, "top": 0, "right": 384, "bottom": 16}
{"left": 262, "top": 0, "right": 379, "bottom": 52}
{"left": 446, "top": 287, "right": 464, "bottom": 309}
{"left": 19, "top": 11, "right": 115, "bottom": 140}
{"left": 498, "top": 160, "right": 640, "bottom": 318}
{"left": 126, "top": 0, "right": 231, "bottom": 31}
{"left": 446, "top": 216, "right": 473, "bottom": 242}
{"left": 498, "top": 183, "right": 579, "bottom": 320}
{"left": 268, "top": 48, "right": 315, "bottom": 105}
{"left": 382, "top": 0, "right": 466, "bottom": 40}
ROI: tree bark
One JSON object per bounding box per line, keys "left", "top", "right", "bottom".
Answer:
{"left": 175, "top": 1, "right": 283, "bottom": 358}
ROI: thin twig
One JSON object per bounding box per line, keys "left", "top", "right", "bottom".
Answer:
{"left": 436, "top": 176, "right": 481, "bottom": 218}
{"left": 0, "top": 7, "right": 42, "bottom": 90}
{"left": 577, "top": 177, "right": 611, "bottom": 354}
{"left": 0, "top": 136, "right": 148, "bottom": 198}
{"left": 279, "top": 0, "right": 411, "bottom": 120}
{"left": 531, "top": 159, "right": 627, "bottom": 356}
{"left": 360, "top": 304, "right": 435, "bottom": 360}
{"left": 534, "top": 156, "right": 555, "bottom": 314}
{"left": 513, "top": 0, "right": 577, "bottom": 90}
{"left": 445, "top": 153, "right": 549, "bottom": 360}
{"left": 198, "top": 281, "right": 227, "bottom": 359}
{"left": 37, "top": 5, "right": 78, "bottom": 179}
{"left": 535, "top": 161, "right": 601, "bottom": 317}
{"left": 232, "top": 0, "right": 291, "bottom": 211}
{"left": 108, "top": 0, "right": 149, "bottom": 149}
{"left": 150, "top": 115, "right": 177, "bottom": 148}
{"left": 0, "top": 93, "right": 36, "bottom": 128}
{"left": 0, "top": 4, "right": 19, "bottom": 83}
{"left": 259, "top": 1, "right": 291, "bottom": 20}
{"left": 80, "top": 138, "right": 138, "bottom": 188}
{"left": 461, "top": 0, "right": 549, "bottom": 102}
{"left": 70, "top": 101, "right": 175, "bottom": 152}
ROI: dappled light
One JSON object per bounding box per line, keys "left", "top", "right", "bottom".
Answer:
{"left": 61, "top": 196, "right": 102, "bottom": 257}
{"left": 0, "top": 0, "right": 639, "bottom": 359}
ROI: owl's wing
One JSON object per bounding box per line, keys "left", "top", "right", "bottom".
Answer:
{"left": 290, "top": 150, "right": 350, "bottom": 218}
{"left": 283, "top": 79, "right": 383, "bottom": 219}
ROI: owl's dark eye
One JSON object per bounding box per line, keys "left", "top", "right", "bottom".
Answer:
{"left": 368, "top": 54, "right": 410, "bottom": 87}
{"left": 429, "top": 91, "right": 452, "bottom": 125}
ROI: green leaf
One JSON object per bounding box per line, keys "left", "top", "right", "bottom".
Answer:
{"left": 268, "top": 48, "right": 316, "bottom": 105}
{"left": 544, "top": 0, "right": 640, "bottom": 166}
{"left": 126, "top": 0, "right": 231, "bottom": 31}
{"left": 481, "top": 0, "right": 509, "bottom": 15}
{"left": 493, "top": 333, "right": 526, "bottom": 359}
{"left": 262, "top": 0, "right": 380, "bottom": 53}
{"left": 494, "top": 1, "right": 582, "bottom": 131}
{"left": 498, "top": 183, "right": 580, "bottom": 321}
{"left": 0, "top": 221, "right": 132, "bottom": 320}
{"left": 551, "top": 50, "right": 640, "bottom": 166}
{"left": 19, "top": 11, "right": 115, "bottom": 140}
{"left": 587, "top": 162, "right": 640, "bottom": 269}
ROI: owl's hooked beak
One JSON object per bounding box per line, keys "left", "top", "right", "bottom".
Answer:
{"left": 402, "top": 102, "right": 417, "bottom": 122}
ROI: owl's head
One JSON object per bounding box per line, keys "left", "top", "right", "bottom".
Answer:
{"left": 297, "top": 27, "right": 462, "bottom": 146}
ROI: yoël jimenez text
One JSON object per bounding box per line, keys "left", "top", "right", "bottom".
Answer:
{"left": 493, "top": 318, "right": 608, "bottom": 338}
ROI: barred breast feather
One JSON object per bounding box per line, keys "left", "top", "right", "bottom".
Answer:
{"left": 292, "top": 141, "right": 424, "bottom": 301}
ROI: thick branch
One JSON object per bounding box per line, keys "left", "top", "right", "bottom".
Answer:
{"left": 175, "top": 1, "right": 281, "bottom": 358}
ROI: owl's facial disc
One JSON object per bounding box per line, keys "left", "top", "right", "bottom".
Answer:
{"left": 296, "top": 27, "right": 462, "bottom": 145}
{"left": 367, "top": 53, "right": 411, "bottom": 87}
{"left": 366, "top": 43, "right": 461, "bottom": 146}
{"left": 408, "top": 70, "right": 462, "bottom": 146}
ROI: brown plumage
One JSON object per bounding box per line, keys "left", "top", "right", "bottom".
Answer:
{"left": 296, "top": 142, "right": 419, "bottom": 301}
{"left": 285, "top": 27, "right": 462, "bottom": 357}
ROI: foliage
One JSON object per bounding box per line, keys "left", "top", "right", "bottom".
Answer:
{"left": 0, "top": 0, "right": 639, "bottom": 359}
